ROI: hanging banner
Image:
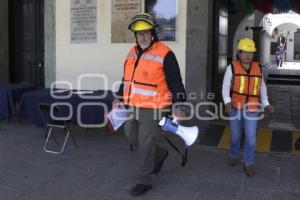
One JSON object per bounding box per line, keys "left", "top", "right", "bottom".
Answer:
{"left": 111, "top": 0, "right": 141, "bottom": 43}
{"left": 70, "top": 0, "right": 97, "bottom": 44}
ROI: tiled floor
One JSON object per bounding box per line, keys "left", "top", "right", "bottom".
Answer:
{"left": 0, "top": 120, "right": 300, "bottom": 200}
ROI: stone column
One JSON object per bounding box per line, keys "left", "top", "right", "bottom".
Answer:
{"left": 185, "top": 0, "right": 213, "bottom": 104}
{"left": 45, "top": 0, "right": 56, "bottom": 87}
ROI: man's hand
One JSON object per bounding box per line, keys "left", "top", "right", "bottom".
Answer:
{"left": 112, "top": 99, "right": 121, "bottom": 109}
{"left": 225, "top": 103, "right": 232, "bottom": 113}
{"left": 172, "top": 107, "right": 186, "bottom": 121}
{"left": 264, "top": 105, "right": 274, "bottom": 113}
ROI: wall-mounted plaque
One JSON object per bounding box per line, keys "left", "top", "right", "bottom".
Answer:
{"left": 70, "top": 0, "right": 97, "bottom": 44}
{"left": 111, "top": 0, "right": 141, "bottom": 43}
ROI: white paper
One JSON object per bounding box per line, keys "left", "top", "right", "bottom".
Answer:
{"left": 107, "top": 104, "right": 127, "bottom": 131}
{"left": 54, "top": 89, "right": 69, "bottom": 93}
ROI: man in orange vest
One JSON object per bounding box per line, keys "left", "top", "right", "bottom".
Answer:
{"left": 113, "top": 13, "right": 186, "bottom": 196}
{"left": 222, "top": 37, "right": 273, "bottom": 176}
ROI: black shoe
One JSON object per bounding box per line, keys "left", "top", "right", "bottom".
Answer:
{"left": 153, "top": 150, "right": 169, "bottom": 174}
{"left": 243, "top": 164, "right": 255, "bottom": 177}
{"left": 129, "top": 184, "right": 152, "bottom": 196}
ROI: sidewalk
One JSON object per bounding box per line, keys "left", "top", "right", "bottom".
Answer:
{"left": 0, "top": 120, "right": 300, "bottom": 200}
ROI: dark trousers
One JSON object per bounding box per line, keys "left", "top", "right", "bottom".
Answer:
{"left": 124, "top": 107, "right": 168, "bottom": 185}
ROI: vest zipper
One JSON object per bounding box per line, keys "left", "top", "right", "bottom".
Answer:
{"left": 134, "top": 80, "right": 157, "bottom": 88}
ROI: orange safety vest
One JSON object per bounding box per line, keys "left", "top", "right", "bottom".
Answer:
{"left": 122, "top": 42, "right": 172, "bottom": 109}
{"left": 231, "top": 61, "right": 262, "bottom": 111}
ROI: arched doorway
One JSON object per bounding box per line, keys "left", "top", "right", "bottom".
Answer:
{"left": 228, "top": 4, "right": 300, "bottom": 130}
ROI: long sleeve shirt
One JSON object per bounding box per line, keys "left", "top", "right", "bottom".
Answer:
{"left": 222, "top": 64, "right": 270, "bottom": 107}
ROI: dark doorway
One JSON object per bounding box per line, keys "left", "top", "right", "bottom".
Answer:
{"left": 9, "top": 0, "right": 44, "bottom": 88}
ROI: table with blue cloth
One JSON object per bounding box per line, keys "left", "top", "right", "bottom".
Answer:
{"left": 18, "top": 89, "right": 114, "bottom": 127}
{"left": 0, "top": 83, "right": 36, "bottom": 120}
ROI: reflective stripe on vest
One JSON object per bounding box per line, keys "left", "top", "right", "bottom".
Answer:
{"left": 126, "top": 53, "right": 164, "bottom": 64}
{"left": 140, "top": 54, "right": 164, "bottom": 64}
{"left": 239, "top": 76, "right": 245, "bottom": 94}
{"left": 133, "top": 87, "right": 157, "bottom": 96}
{"left": 231, "top": 61, "right": 262, "bottom": 111}
{"left": 127, "top": 52, "right": 137, "bottom": 59}
{"left": 253, "top": 77, "right": 259, "bottom": 96}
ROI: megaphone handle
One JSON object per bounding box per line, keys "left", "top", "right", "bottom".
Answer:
{"left": 172, "top": 116, "right": 178, "bottom": 123}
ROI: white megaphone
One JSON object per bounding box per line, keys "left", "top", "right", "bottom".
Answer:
{"left": 159, "top": 117, "right": 199, "bottom": 146}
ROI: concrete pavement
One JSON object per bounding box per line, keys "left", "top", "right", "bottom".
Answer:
{"left": 0, "top": 119, "right": 300, "bottom": 200}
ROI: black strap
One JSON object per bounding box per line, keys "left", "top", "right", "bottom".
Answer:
{"left": 162, "top": 131, "right": 188, "bottom": 167}
{"left": 231, "top": 90, "right": 260, "bottom": 98}
{"left": 129, "top": 134, "right": 188, "bottom": 167}
{"left": 232, "top": 61, "right": 262, "bottom": 78}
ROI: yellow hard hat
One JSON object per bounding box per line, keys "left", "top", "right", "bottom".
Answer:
{"left": 128, "top": 13, "right": 156, "bottom": 32}
{"left": 131, "top": 20, "right": 154, "bottom": 32}
{"left": 237, "top": 38, "right": 257, "bottom": 52}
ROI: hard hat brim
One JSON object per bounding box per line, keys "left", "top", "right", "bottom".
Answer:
{"left": 128, "top": 13, "right": 157, "bottom": 31}
{"left": 238, "top": 48, "right": 257, "bottom": 52}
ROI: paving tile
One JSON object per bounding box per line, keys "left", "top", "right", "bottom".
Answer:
{"left": 0, "top": 187, "right": 22, "bottom": 200}
{"left": 271, "top": 130, "right": 293, "bottom": 152}
{"left": 0, "top": 171, "right": 47, "bottom": 193}
{"left": 238, "top": 187, "right": 281, "bottom": 200}
{"left": 279, "top": 191, "right": 300, "bottom": 200}
{"left": 192, "top": 180, "right": 240, "bottom": 200}
{"left": 65, "top": 189, "right": 134, "bottom": 200}
{"left": 1, "top": 119, "right": 300, "bottom": 200}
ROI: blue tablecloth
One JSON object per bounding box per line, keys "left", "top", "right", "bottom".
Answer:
{"left": 18, "top": 89, "right": 114, "bottom": 127}
{"left": 0, "top": 83, "right": 36, "bottom": 120}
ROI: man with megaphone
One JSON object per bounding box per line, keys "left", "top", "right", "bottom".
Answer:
{"left": 112, "top": 13, "right": 186, "bottom": 196}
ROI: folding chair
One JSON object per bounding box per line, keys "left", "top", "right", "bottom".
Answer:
{"left": 38, "top": 103, "right": 78, "bottom": 154}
